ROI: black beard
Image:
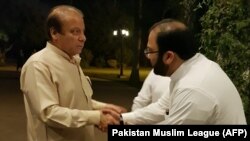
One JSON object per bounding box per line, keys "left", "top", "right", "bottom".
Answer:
{"left": 153, "top": 57, "right": 168, "bottom": 76}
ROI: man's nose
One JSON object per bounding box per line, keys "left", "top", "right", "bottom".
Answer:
{"left": 79, "top": 34, "right": 86, "bottom": 42}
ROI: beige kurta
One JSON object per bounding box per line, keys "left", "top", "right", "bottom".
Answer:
{"left": 20, "top": 42, "right": 107, "bottom": 141}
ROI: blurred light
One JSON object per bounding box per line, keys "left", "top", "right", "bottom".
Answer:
{"left": 113, "top": 30, "right": 118, "bottom": 36}
{"left": 113, "top": 29, "right": 129, "bottom": 37}
{"left": 121, "top": 29, "right": 129, "bottom": 36}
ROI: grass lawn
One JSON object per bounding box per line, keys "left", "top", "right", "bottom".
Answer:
{"left": 82, "top": 67, "right": 151, "bottom": 82}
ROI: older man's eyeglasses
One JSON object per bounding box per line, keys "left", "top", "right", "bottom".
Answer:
{"left": 144, "top": 48, "right": 159, "bottom": 55}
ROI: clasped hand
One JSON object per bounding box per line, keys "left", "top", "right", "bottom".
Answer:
{"left": 97, "top": 104, "right": 127, "bottom": 132}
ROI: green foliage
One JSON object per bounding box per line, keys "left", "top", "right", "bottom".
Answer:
{"left": 80, "top": 48, "right": 93, "bottom": 68}
{"left": 107, "top": 59, "right": 118, "bottom": 68}
{"left": 0, "top": 0, "right": 47, "bottom": 45}
{"left": 0, "top": 31, "right": 8, "bottom": 42}
{"left": 94, "top": 56, "right": 106, "bottom": 68}
{"left": 180, "top": 0, "right": 197, "bottom": 24}
{"left": 200, "top": 0, "right": 250, "bottom": 122}
{"left": 80, "top": 0, "right": 134, "bottom": 62}
{"left": 115, "top": 47, "right": 133, "bottom": 67}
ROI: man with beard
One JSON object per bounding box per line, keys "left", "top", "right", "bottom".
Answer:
{"left": 120, "top": 19, "right": 246, "bottom": 124}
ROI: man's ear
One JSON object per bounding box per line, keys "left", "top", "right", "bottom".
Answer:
{"left": 162, "top": 51, "right": 175, "bottom": 65}
{"left": 50, "top": 27, "right": 58, "bottom": 41}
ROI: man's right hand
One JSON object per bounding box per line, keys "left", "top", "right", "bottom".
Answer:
{"left": 97, "top": 111, "right": 120, "bottom": 132}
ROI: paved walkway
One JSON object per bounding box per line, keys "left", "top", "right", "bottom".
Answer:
{"left": 0, "top": 66, "right": 139, "bottom": 141}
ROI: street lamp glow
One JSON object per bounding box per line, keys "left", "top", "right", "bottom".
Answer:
{"left": 113, "top": 29, "right": 129, "bottom": 37}
{"left": 125, "top": 31, "right": 129, "bottom": 36}
{"left": 121, "top": 29, "right": 129, "bottom": 36}
{"left": 113, "top": 30, "right": 118, "bottom": 36}
{"left": 112, "top": 28, "right": 129, "bottom": 78}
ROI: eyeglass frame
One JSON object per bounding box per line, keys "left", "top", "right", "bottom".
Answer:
{"left": 144, "top": 48, "right": 159, "bottom": 55}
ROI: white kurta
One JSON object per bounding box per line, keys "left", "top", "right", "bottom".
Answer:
{"left": 130, "top": 69, "right": 170, "bottom": 124}
{"left": 131, "top": 69, "right": 170, "bottom": 110}
{"left": 20, "top": 42, "right": 107, "bottom": 141}
{"left": 123, "top": 53, "right": 246, "bottom": 124}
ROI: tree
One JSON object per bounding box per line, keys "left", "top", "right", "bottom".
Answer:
{"left": 199, "top": 0, "right": 250, "bottom": 122}
{"left": 77, "top": 0, "right": 134, "bottom": 67}
{"left": 0, "top": 0, "right": 48, "bottom": 62}
{"left": 129, "top": 0, "right": 142, "bottom": 87}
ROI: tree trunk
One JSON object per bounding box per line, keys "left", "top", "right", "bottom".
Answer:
{"left": 129, "top": 0, "right": 142, "bottom": 88}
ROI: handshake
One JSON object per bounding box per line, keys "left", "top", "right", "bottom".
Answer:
{"left": 97, "top": 104, "right": 127, "bottom": 132}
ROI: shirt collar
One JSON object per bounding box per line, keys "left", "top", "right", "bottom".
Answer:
{"left": 170, "top": 53, "right": 201, "bottom": 82}
{"left": 46, "top": 42, "right": 81, "bottom": 65}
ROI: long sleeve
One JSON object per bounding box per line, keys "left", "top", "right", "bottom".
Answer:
{"left": 131, "top": 70, "right": 154, "bottom": 111}
{"left": 122, "top": 90, "right": 169, "bottom": 124}
{"left": 165, "top": 88, "right": 217, "bottom": 124}
{"left": 91, "top": 99, "right": 107, "bottom": 110}
{"left": 21, "top": 61, "right": 101, "bottom": 128}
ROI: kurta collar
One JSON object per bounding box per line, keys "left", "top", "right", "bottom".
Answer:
{"left": 46, "top": 42, "right": 81, "bottom": 65}
{"left": 170, "top": 53, "right": 201, "bottom": 83}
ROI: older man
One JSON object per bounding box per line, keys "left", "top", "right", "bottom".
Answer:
{"left": 20, "top": 5, "right": 126, "bottom": 141}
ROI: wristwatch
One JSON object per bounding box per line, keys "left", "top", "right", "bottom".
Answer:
{"left": 119, "top": 114, "right": 124, "bottom": 125}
